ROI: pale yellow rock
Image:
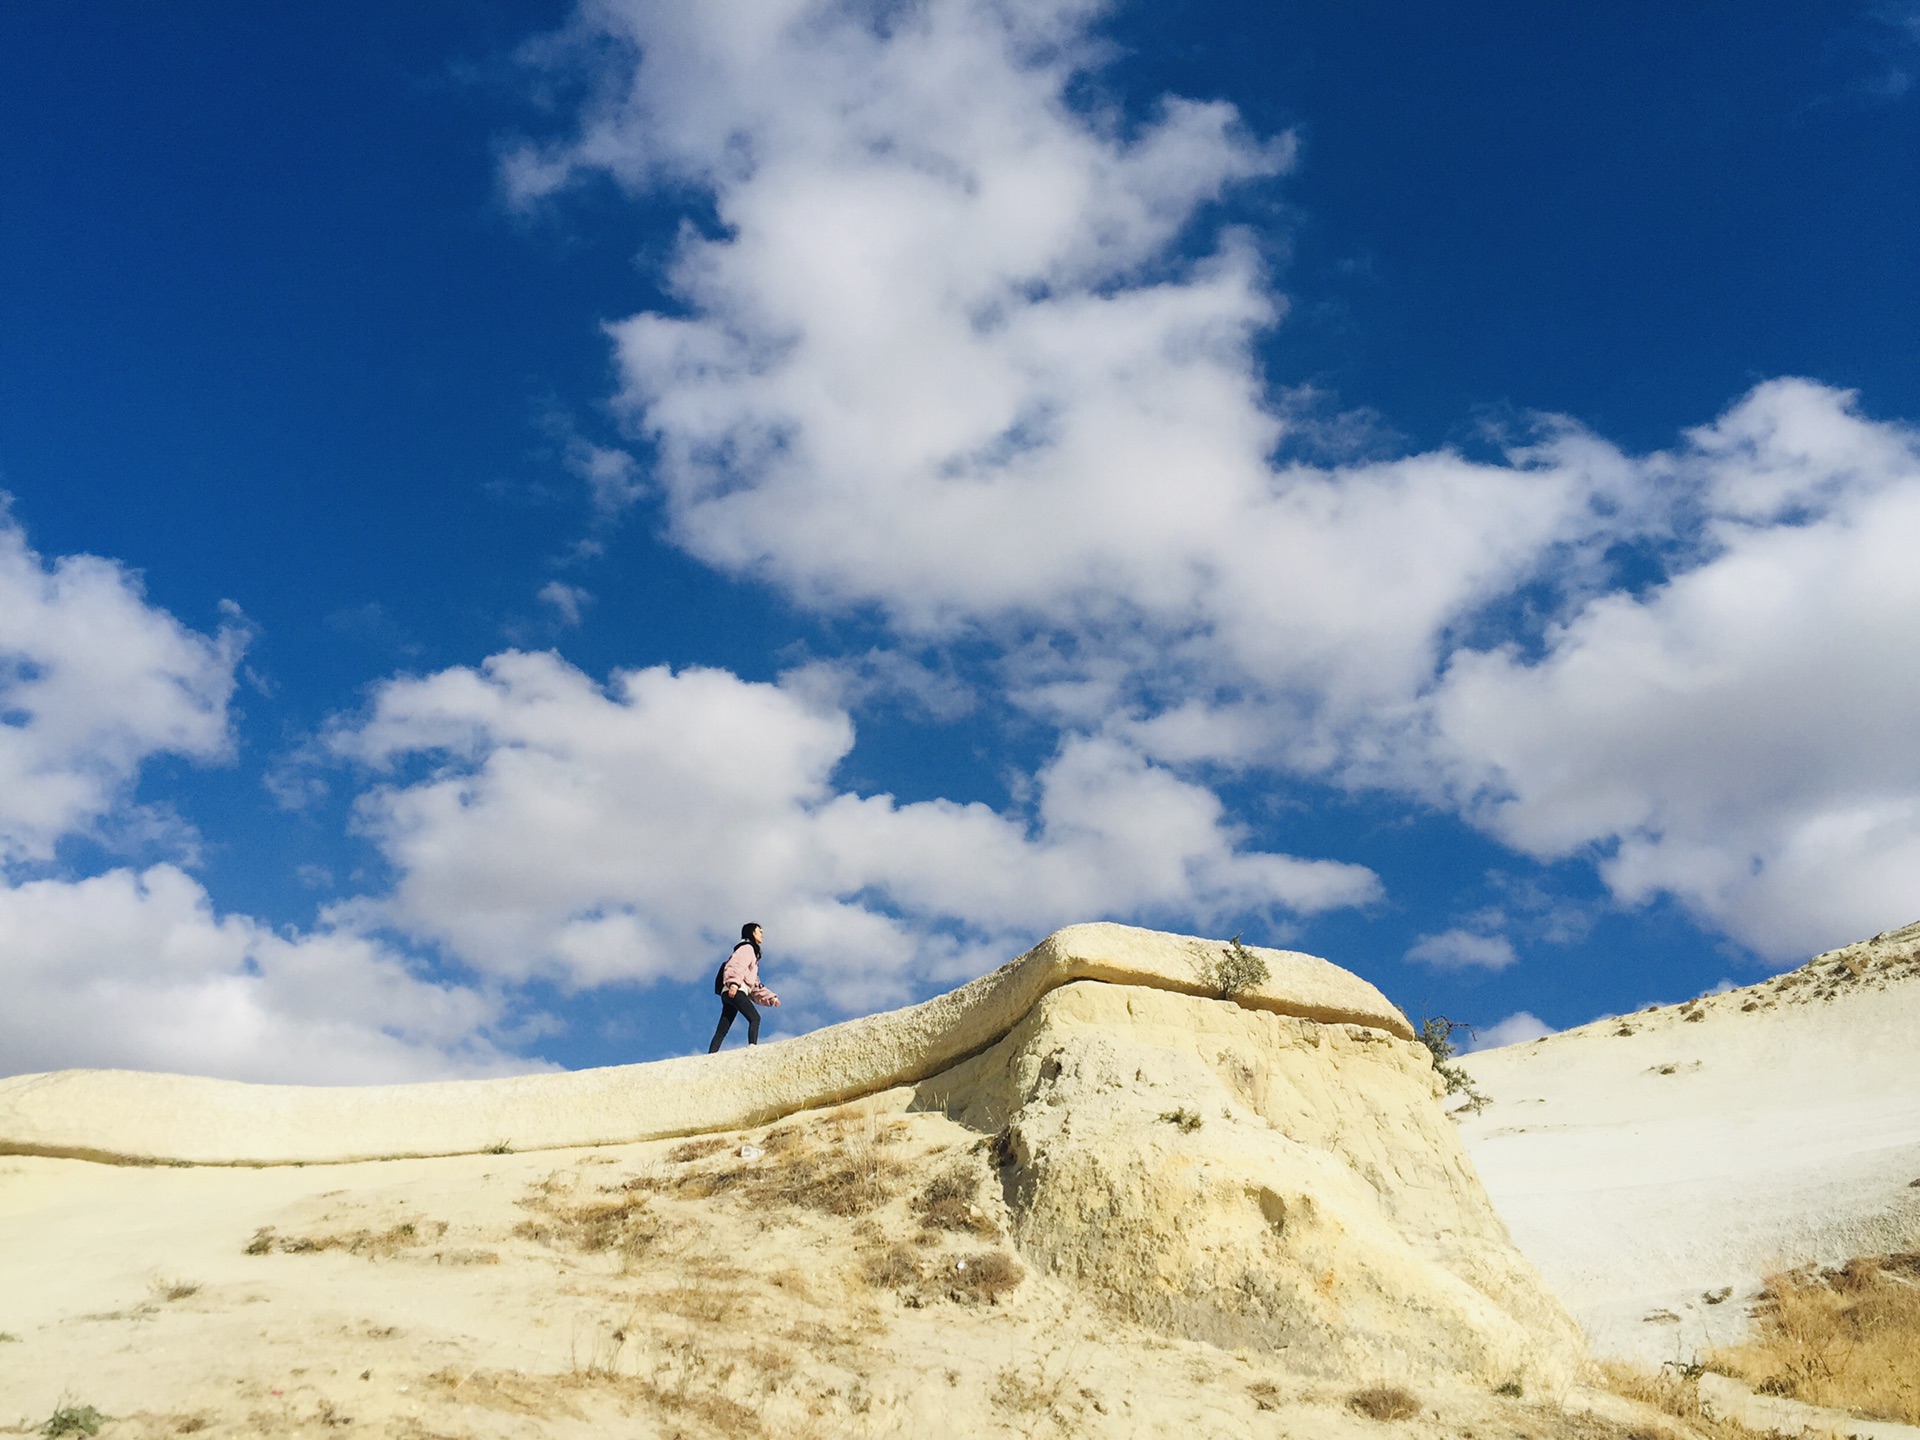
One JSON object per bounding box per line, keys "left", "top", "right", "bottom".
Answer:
{"left": 0, "top": 923, "right": 1411, "bottom": 1168}
{"left": 919, "top": 981, "right": 1589, "bottom": 1389}
{"left": 0, "top": 923, "right": 1596, "bottom": 1425}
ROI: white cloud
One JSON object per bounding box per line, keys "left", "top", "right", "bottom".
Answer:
{"left": 0, "top": 510, "right": 243, "bottom": 864}
{"left": 515, "top": 1, "right": 1920, "bottom": 962}
{"left": 1425, "top": 382, "right": 1920, "bottom": 957}
{"left": 516, "top": 4, "right": 1649, "bottom": 748}
{"left": 537, "top": 581, "right": 593, "bottom": 627}
{"left": 330, "top": 650, "right": 1377, "bottom": 1011}
{"left": 0, "top": 864, "right": 527, "bottom": 1084}
{"left": 778, "top": 650, "right": 977, "bottom": 724}
{"left": 1405, "top": 928, "right": 1519, "bottom": 973}
{"left": 1468, "top": 1011, "right": 1555, "bottom": 1051}
{"left": 0, "top": 511, "right": 536, "bottom": 1084}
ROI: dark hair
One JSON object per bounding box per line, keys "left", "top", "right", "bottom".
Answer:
{"left": 740, "top": 921, "right": 762, "bottom": 957}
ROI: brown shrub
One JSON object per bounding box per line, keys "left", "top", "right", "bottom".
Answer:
{"left": 946, "top": 1250, "right": 1023, "bottom": 1305}
{"left": 515, "top": 1186, "right": 661, "bottom": 1261}
{"left": 861, "top": 1242, "right": 923, "bottom": 1292}
{"left": 658, "top": 1110, "right": 908, "bottom": 1218}
{"left": 243, "top": 1221, "right": 440, "bottom": 1259}
{"left": 1704, "top": 1253, "right": 1920, "bottom": 1425}
{"left": 1348, "top": 1385, "right": 1420, "bottom": 1421}
{"left": 666, "top": 1137, "right": 729, "bottom": 1163}
{"left": 1600, "top": 1359, "right": 1781, "bottom": 1439}
{"left": 912, "top": 1164, "right": 996, "bottom": 1235}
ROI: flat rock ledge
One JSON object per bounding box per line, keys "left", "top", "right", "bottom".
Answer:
{"left": 0, "top": 923, "right": 1411, "bottom": 1168}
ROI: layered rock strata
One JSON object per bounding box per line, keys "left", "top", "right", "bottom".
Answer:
{"left": 0, "top": 923, "right": 1409, "bottom": 1167}
{"left": 922, "top": 980, "right": 1589, "bottom": 1387}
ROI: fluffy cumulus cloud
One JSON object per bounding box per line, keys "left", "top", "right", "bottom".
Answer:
{"left": 516, "top": 0, "right": 1647, "bottom": 744}
{"left": 518, "top": 1, "right": 1920, "bottom": 961}
{"left": 1405, "top": 929, "right": 1519, "bottom": 974}
{"left": 1426, "top": 382, "right": 1920, "bottom": 956}
{"left": 1467, "top": 1011, "right": 1555, "bottom": 1052}
{"left": 0, "top": 512, "right": 519, "bottom": 1083}
{"left": 0, "top": 865, "right": 525, "bottom": 1083}
{"left": 0, "top": 511, "right": 241, "bottom": 862}
{"left": 330, "top": 650, "right": 1378, "bottom": 1011}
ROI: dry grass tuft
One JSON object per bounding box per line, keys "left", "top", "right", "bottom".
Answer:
{"left": 945, "top": 1250, "right": 1023, "bottom": 1305}
{"left": 861, "top": 1241, "right": 924, "bottom": 1293}
{"left": 243, "top": 1220, "right": 441, "bottom": 1259}
{"left": 1704, "top": 1251, "right": 1920, "bottom": 1425}
{"left": 912, "top": 1163, "right": 996, "bottom": 1235}
{"left": 430, "top": 1361, "right": 765, "bottom": 1435}
{"left": 514, "top": 1181, "right": 662, "bottom": 1262}
{"left": 1347, "top": 1385, "right": 1420, "bottom": 1421}
{"left": 1599, "top": 1359, "right": 1765, "bottom": 1439}
{"left": 667, "top": 1137, "right": 730, "bottom": 1163}
{"left": 642, "top": 1108, "right": 910, "bottom": 1218}
{"left": 991, "top": 1352, "right": 1091, "bottom": 1435}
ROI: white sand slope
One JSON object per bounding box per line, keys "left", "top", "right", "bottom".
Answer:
{"left": 0, "top": 924, "right": 1410, "bottom": 1168}
{"left": 1458, "top": 921, "right": 1920, "bottom": 1364}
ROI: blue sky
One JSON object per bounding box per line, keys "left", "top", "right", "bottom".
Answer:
{"left": 2, "top": 0, "right": 1917, "bottom": 1080}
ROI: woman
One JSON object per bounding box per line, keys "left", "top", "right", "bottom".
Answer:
{"left": 708, "top": 921, "right": 780, "bottom": 1052}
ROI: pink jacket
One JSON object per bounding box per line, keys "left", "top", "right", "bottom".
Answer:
{"left": 719, "top": 941, "right": 760, "bottom": 993}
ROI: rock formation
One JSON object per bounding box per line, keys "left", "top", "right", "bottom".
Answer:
{"left": 0, "top": 923, "right": 1409, "bottom": 1167}
{"left": 922, "top": 979, "right": 1588, "bottom": 1387}
{"left": 0, "top": 923, "right": 1588, "bottom": 1394}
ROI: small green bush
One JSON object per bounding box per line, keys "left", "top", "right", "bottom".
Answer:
{"left": 1418, "top": 1017, "right": 1491, "bottom": 1114}
{"left": 1196, "top": 936, "right": 1270, "bottom": 1000}
{"left": 42, "top": 1402, "right": 105, "bottom": 1437}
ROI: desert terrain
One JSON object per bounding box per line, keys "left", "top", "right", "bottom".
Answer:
{"left": 2, "top": 922, "right": 1916, "bottom": 1438}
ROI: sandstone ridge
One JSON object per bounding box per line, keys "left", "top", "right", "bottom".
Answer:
{"left": 0, "top": 922, "right": 1412, "bottom": 1168}
{"left": 2, "top": 923, "right": 1598, "bottom": 1417}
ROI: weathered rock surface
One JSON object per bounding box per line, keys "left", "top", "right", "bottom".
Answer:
{"left": 0, "top": 923, "right": 1410, "bottom": 1167}
{"left": 922, "top": 980, "right": 1589, "bottom": 1388}
{"left": 0, "top": 922, "right": 1587, "bottom": 1395}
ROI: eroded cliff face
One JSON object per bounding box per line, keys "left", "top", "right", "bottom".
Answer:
{"left": 0, "top": 935, "right": 1624, "bottom": 1437}
{"left": 918, "top": 981, "right": 1589, "bottom": 1389}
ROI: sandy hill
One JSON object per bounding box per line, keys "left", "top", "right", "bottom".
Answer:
{"left": 1458, "top": 920, "right": 1920, "bottom": 1370}
{"left": 0, "top": 923, "right": 1708, "bottom": 1440}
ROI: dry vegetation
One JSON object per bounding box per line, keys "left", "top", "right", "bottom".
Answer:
{"left": 1704, "top": 1251, "right": 1920, "bottom": 1425}
{"left": 911, "top": 1161, "right": 998, "bottom": 1237}
{"left": 1598, "top": 1361, "right": 1763, "bottom": 1439}
{"left": 635, "top": 1106, "right": 913, "bottom": 1217}
{"left": 1348, "top": 1384, "right": 1421, "bottom": 1421}
{"left": 243, "top": 1219, "right": 443, "bottom": 1258}
{"left": 514, "top": 1178, "right": 661, "bottom": 1262}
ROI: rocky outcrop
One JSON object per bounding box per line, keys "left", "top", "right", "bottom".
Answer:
{"left": 921, "top": 980, "right": 1589, "bottom": 1388}
{"left": 0, "top": 923, "right": 1409, "bottom": 1167}
{"left": 0, "top": 921, "right": 1589, "bottom": 1388}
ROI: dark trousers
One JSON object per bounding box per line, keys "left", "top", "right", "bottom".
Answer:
{"left": 708, "top": 990, "right": 761, "bottom": 1052}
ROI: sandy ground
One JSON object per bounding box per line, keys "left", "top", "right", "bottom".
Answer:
{"left": 1458, "top": 926, "right": 1920, "bottom": 1365}
{"left": 1, "top": 1094, "right": 1669, "bottom": 1440}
